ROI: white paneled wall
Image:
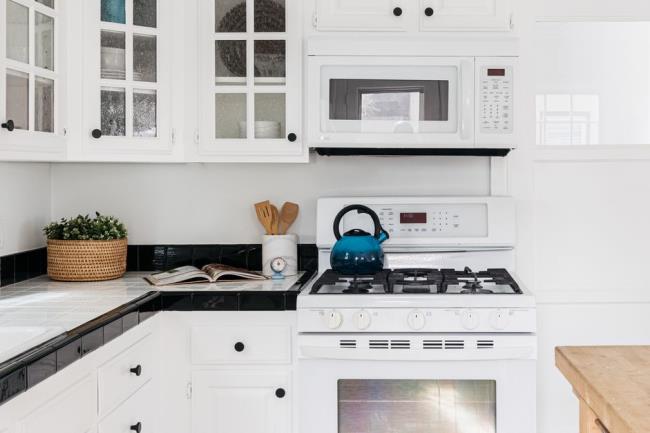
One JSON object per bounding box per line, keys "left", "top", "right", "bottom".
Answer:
{"left": 0, "top": 163, "right": 51, "bottom": 255}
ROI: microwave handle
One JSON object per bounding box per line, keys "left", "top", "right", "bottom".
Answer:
{"left": 459, "top": 59, "right": 474, "bottom": 141}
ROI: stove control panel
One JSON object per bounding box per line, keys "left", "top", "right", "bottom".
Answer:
{"left": 344, "top": 203, "right": 489, "bottom": 239}
{"left": 302, "top": 307, "right": 536, "bottom": 334}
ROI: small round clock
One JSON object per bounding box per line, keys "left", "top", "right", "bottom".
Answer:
{"left": 270, "top": 257, "right": 287, "bottom": 280}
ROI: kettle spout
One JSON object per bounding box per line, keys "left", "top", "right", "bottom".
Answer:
{"left": 377, "top": 230, "right": 390, "bottom": 244}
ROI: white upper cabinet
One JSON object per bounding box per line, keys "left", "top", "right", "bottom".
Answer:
{"left": 419, "top": 0, "right": 512, "bottom": 31}
{"left": 75, "top": 0, "right": 177, "bottom": 161}
{"left": 0, "top": 0, "right": 65, "bottom": 160}
{"left": 196, "top": 0, "right": 306, "bottom": 162}
{"left": 315, "top": 0, "right": 416, "bottom": 32}
{"left": 313, "top": 0, "right": 512, "bottom": 32}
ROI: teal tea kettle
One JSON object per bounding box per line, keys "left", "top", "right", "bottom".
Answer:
{"left": 330, "top": 205, "right": 390, "bottom": 275}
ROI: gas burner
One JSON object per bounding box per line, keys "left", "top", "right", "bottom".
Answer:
{"left": 310, "top": 270, "right": 390, "bottom": 294}
{"left": 387, "top": 269, "right": 442, "bottom": 294}
{"left": 343, "top": 277, "right": 373, "bottom": 293}
{"left": 441, "top": 268, "right": 522, "bottom": 295}
{"left": 460, "top": 282, "right": 494, "bottom": 294}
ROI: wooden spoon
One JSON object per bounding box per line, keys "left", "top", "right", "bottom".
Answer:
{"left": 254, "top": 201, "right": 272, "bottom": 234}
{"left": 279, "top": 202, "right": 299, "bottom": 235}
{"left": 270, "top": 204, "right": 280, "bottom": 235}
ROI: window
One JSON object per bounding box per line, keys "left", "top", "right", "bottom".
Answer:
{"left": 536, "top": 94, "right": 599, "bottom": 145}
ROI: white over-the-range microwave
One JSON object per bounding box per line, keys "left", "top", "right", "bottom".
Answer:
{"left": 307, "top": 42, "right": 517, "bottom": 154}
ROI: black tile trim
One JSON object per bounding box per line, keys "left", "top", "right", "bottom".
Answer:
{"left": 0, "top": 269, "right": 314, "bottom": 406}
{"left": 314, "top": 147, "right": 512, "bottom": 157}
{"left": 0, "top": 247, "right": 47, "bottom": 288}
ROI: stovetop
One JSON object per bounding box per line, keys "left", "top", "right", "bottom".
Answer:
{"left": 310, "top": 267, "right": 522, "bottom": 295}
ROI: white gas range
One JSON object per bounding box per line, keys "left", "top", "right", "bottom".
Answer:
{"left": 297, "top": 196, "right": 536, "bottom": 433}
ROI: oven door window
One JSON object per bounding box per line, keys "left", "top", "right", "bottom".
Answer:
{"left": 321, "top": 65, "right": 459, "bottom": 135}
{"left": 338, "top": 379, "right": 496, "bottom": 433}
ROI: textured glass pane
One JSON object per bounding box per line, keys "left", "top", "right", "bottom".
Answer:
{"left": 215, "top": 93, "right": 246, "bottom": 138}
{"left": 254, "top": 0, "right": 285, "bottom": 32}
{"left": 254, "top": 93, "right": 285, "bottom": 139}
{"left": 338, "top": 380, "right": 496, "bottom": 433}
{"left": 101, "top": 31, "right": 126, "bottom": 80}
{"left": 35, "top": 0, "right": 54, "bottom": 8}
{"left": 216, "top": 0, "right": 245, "bottom": 32}
{"left": 215, "top": 40, "right": 246, "bottom": 84}
{"left": 134, "top": 0, "right": 156, "bottom": 27}
{"left": 133, "top": 34, "right": 156, "bottom": 82}
{"left": 35, "top": 77, "right": 54, "bottom": 133}
{"left": 254, "top": 40, "right": 285, "bottom": 82}
{"left": 133, "top": 89, "right": 156, "bottom": 137}
{"left": 101, "top": 87, "right": 126, "bottom": 136}
{"left": 101, "top": 0, "right": 125, "bottom": 24}
{"left": 6, "top": 1, "right": 29, "bottom": 64}
{"left": 6, "top": 70, "right": 29, "bottom": 130}
{"left": 35, "top": 12, "right": 55, "bottom": 70}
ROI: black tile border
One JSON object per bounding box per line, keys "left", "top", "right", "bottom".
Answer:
{"left": 0, "top": 248, "right": 47, "bottom": 288}
{"left": 0, "top": 269, "right": 315, "bottom": 406}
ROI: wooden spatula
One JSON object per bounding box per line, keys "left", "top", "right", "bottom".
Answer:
{"left": 270, "top": 204, "right": 280, "bottom": 235}
{"left": 254, "top": 201, "right": 272, "bottom": 234}
{"left": 279, "top": 202, "right": 299, "bottom": 235}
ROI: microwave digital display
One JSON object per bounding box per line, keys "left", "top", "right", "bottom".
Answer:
{"left": 487, "top": 68, "right": 506, "bottom": 77}
{"left": 400, "top": 213, "right": 427, "bottom": 224}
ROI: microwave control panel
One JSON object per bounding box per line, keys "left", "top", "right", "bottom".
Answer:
{"left": 479, "top": 65, "right": 513, "bottom": 134}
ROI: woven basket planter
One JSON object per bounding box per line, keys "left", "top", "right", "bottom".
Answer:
{"left": 47, "top": 238, "right": 128, "bottom": 282}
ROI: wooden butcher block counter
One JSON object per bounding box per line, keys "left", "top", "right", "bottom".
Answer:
{"left": 556, "top": 346, "right": 650, "bottom": 433}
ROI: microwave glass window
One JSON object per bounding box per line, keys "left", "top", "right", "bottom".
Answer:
{"left": 338, "top": 379, "right": 496, "bottom": 433}
{"left": 329, "top": 79, "right": 449, "bottom": 122}
{"left": 535, "top": 22, "right": 650, "bottom": 146}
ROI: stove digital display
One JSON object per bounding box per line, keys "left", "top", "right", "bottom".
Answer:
{"left": 400, "top": 212, "right": 427, "bottom": 224}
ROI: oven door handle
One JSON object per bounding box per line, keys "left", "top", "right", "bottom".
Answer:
{"left": 299, "top": 346, "right": 536, "bottom": 361}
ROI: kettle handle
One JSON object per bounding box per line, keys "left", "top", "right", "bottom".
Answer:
{"left": 333, "top": 205, "right": 387, "bottom": 240}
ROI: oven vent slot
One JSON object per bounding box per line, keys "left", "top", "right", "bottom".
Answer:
{"left": 390, "top": 340, "right": 411, "bottom": 350}
{"left": 369, "top": 339, "right": 389, "bottom": 349}
{"left": 477, "top": 340, "right": 494, "bottom": 349}
{"left": 339, "top": 340, "right": 357, "bottom": 349}
{"left": 423, "top": 340, "right": 443, "bottom": 350}
{"left": 444, "top": 340, "right": 465, "bottom": 350}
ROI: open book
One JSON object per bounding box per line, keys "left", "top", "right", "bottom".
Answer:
{"left": 144, "top": 264, "right": 267, "bottom": 286}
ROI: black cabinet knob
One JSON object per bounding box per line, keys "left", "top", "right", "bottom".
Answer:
{"left": 1, "top": 120, "right": 15, "bottom": 132}
{"left": 275, "top": 388, "right": 286, "bottom": 398}
{"left": 130, "top": 422, "right": 142, "bottom": 433}
{"left": 129, "top": 365, "right": 142, "bottom": 376}
{"left": 234, "top": 342, "right": 245, "bottom": 352}
{"left": 287, "top": 133, "right": 297, "bottom": 142}
{"left": 424, "top": 7, "right": 434, "bottom": 16}
{"left": 393, "top": 7, "right": 403, "bottom": 16}
{"left": 91, "top": 129, "right": 102, "bottom": 139}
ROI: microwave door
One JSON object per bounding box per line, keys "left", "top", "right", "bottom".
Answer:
{"left": 309, "top": 57, "right": 475, "bottom": 148}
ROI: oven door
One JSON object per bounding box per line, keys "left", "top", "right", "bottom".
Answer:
{"left": 297, "top": 334, "right": 536, "bottom": 433}
{"left": 307, "top": 56, "right": 475, "bottom": 148}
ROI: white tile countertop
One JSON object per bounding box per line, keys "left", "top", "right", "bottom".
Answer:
{"left": 0, "top": 272, "right": 305, "bottom": 365}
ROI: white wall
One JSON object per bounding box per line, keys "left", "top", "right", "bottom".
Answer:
{"left": 0, "top": 162, "right": 51, "bottom": 255}
{"left": 50, "top": 156, "right": 490, "bottom": 244}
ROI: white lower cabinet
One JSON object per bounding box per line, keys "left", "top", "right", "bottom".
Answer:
{"left": 192, "top": 371, "right": 290, "bottom": 433}
{"left": 99, "top": 381, "right": 157, "bottom": 433}
{"left": 21, "top": 374, "right": 96, "bottom": 433}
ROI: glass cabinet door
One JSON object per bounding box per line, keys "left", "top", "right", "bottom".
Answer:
{"left": 200, "top": 0, "right": 303, "bottom": 160}
{"left": 83, "top": 0, "right": 171, "bottom": 155}
{"left": 1, "top": 0, "right": 61, "bottom": 149}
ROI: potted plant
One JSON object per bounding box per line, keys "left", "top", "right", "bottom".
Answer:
{"left": 43, "top": 213, "right": 128, "bottom": 282}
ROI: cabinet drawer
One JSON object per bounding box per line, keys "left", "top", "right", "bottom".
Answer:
{"left": 191, "top": 325, "right": 291, "bottom": 364}
{"left": 98, "top": 335, "right": 154, "bottom": 415}
{"left": 99, "top": 381, "right": 156, "bottom": 433}
{"left": 22, "top": 374, "right": 96, "bottom": 433}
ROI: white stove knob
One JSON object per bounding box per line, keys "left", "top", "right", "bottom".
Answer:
{"left": 490, "top": 309, "right": 509, "bottom": 330}
{"left": 354, "top": 310, "right": 371, "bottom": 330}
{"left": 325, "top": 310, "right": 343, "bottom": 330}
{"left": 407, "top": 310, "right": 426, "bottom": 331}
{"left": 461, "top": 309, "right": 480, "bottom": 330}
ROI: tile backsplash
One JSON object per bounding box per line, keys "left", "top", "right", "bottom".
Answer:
{"left": 0, "top": 248, "right": 47, "bottom": 287}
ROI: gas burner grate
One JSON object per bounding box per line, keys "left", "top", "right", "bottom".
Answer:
{"left": 310, "top": 270, "right": 391, "bottom": 294}
{"left": 387, "top": 269, "right": 443, "bottom": 294}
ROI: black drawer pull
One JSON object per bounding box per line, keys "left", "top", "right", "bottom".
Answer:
{"left": 234, "top": 342, "right": 245, "bottom": 352}
{"left": 1, "top": 120, "right": 14, "bottom": 131}
{"left": 130, "top": 422, "right": 142, "bottom": 433}
{"left": 287, "top": 132, "right": 297, "bottom": 142}
{"left": 393, "top": 7, "right": 402, "bottom": 16}
{"left": 91, "top": 128, "right": 102, "bottom": 139}
{"left": 425, "top": 7, "right": 434, "bottom": 16}
{"left": 129, "top": 365, "right": 142, "bottom": 376}
{"left": 275, "top": 388, "right": 286, "bottom": 398}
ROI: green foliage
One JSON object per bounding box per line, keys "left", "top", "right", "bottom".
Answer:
{"left": 43, "top": 212, "right": 128, "bottom": 241}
